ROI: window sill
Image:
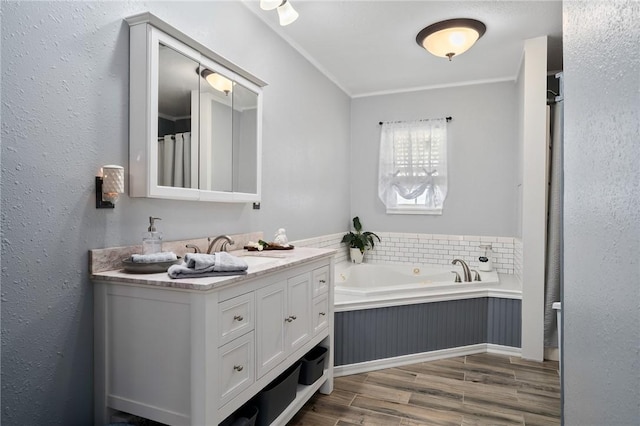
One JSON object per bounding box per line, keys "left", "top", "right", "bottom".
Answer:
{"left": 386, "top": 207, "right": 443, "bottom": 215}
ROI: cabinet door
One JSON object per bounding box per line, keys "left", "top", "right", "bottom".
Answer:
{"left": 286, "top": 272, "right": 312, "bottom": 352}
{"left": 256, "top": 280, "right": 287, "bottom": 379}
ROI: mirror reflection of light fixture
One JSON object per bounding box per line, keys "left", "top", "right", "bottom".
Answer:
{"left": 200, "top": 68, "right": 233, "bottom": 96}
{"left": 416, "top": 18, "right": 486, "bottom": 61}
{"left": 260, "top": 0, "right": 281, "bottom": 10}
{"left": 96, "top": 165, "right": 124, "bottom": 208}
{"left": 277, "top": 0, "right": 299, "bottom": 26}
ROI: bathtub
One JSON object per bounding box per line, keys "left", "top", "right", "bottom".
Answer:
{"left": 335, "top": 262, "right": 500, "bottom": 297}
{"left": 332, "top": 262, "right": 523, "bottom": 374}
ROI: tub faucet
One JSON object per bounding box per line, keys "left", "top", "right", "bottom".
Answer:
{"left": 207, "top": 235, "right": 235, "bottom": 254}
{"left": 451, "top": 259, "right": 472, "bottom": 282}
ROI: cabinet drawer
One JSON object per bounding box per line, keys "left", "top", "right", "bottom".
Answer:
{"left": 312, "top": 265, "right": 330, "bottom": 297}
{"left": 218, "top": 292, "right": 254, "bottom": 347}
{"left": 219, "top": 331, "right": 255, "bottom": 407}
{"left": 313, "top": 295, "right": 329, "bottom": 335}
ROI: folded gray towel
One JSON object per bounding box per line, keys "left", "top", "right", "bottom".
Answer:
{"left": 130, "top": 252, "right": 178, "bottom": 263}
{"left": 213, "top": 252, "right": 249, "bottom": 272}
{"left": 184, "top": 252, "right": 248, "bottom": 272}
{"left": 167, "top": 263, "right": 248, "bottom": 279}
{"left": 168, "top": 252, "right": 248, "bottom": 279}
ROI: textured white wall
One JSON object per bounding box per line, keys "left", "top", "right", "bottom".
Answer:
{"left": 350, "top": 81, "right": 518, "bottom": 237}
{"left": 0, "top": 2, "right": 350, "bottom": 423}
{"left": 563, "top": 1, "right": 640, "bottom": 423}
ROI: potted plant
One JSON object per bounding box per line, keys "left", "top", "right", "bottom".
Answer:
{"left": 341, "top": 216, "right": 381, "bottom": 264}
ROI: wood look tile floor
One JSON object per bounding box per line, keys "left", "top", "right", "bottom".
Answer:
{"left": 288, "top": 354, "right": 560, "bottom": 426}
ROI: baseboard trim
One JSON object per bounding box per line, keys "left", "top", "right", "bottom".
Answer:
{"left": 486, "top": 343, "right": 522, "bottom": 356}
{"left": 334, "top": 344, "right": 521, "bottom": 377}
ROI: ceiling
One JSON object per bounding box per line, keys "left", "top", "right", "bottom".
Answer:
{"left": 242, "top": 0, "right": 563, "bottom": 97}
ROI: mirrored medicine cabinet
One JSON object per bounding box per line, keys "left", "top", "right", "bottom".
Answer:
{"left": 126, "top": 13, "right": 266, "bottom": 202}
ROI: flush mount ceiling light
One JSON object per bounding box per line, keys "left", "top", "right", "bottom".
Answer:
{"left": 416, "top": 18, "right": 486, "bottom": 61}
{"left": 200, "top": 69, "right": 233, "bottom": 96}
{"left": 261, "top": 0, "right": 299, "bottom": 26}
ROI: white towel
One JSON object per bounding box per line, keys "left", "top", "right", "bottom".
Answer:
{"left": 130, "top": 252, "right": 177, "bottom": 263}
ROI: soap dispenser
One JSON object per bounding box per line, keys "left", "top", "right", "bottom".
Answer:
{"left": 142, "top": 216, "right": 163, "bottom": 254}
{"left": 479, "top": 244, "right": 493, "bottom": 272}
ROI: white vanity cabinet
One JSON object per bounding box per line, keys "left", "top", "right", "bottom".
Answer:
{"left": 93, "top": 252, "right": 334, "bottom": 426}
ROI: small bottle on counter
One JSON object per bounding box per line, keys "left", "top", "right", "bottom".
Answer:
{"left": 142, "top": 216, "right": 163, "bottom": 254}
{"left": 479, "top": 244, "right": 493, "bottom": 272}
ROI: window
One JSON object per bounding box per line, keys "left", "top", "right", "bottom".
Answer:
{"left": 378, "top": 119, "right": 448, "bottom": 214}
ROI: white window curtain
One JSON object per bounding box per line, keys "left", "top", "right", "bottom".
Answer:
{"left": 378, "top": 118, "right": 448, "bottom": 214}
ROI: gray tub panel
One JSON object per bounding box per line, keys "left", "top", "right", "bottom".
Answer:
{"left": 487, "top": 297, "right": 521, "bottom": 347}
{"left": 335, "top": 297, "right": 521, "bottom": 366}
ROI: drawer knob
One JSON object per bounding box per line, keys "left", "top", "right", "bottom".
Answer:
{"left": 319, "top": 312, "right": 326, "bottom": 316}
{"left": 285, "top": 317, "right": 293, "bottom": 323}
{"left": 233, "top": 315, "right": 244, "bottom": 322}
{"left": 233, "top": 365, "right": 244, "bottom": 372}
{"left": 319, "top": 279, "right": 326, "bottom": 283}
{"left": 285, "top": 315, "right": 297, "bottom": 322}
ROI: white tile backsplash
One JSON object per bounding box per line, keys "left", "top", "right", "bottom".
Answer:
{"left": 290, "top": 233, "right": 349, "bottom": 264}
{"left": 293, "top": 231, "right": 517, "bottom": 274}
{"left": 363, "top": 231, "right": 516, "bottom": 274}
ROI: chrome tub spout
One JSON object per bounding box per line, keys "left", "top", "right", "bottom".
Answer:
{"left": 451, "top": 258, "right": 472, "bottom": 282}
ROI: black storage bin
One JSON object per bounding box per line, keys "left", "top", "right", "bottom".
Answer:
{"left": 298, "top": 346, "right": 328, "bottom": 385}
{"left": 255, "top": 362, "right": 301, "bottom": 426}
{"left": 219, "top": 404, "right": 258, "bottom": 426}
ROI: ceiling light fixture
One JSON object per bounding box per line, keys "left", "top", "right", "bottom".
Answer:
{"left": 200, "top": 69, "right": 233, "bottom": 96}
{"left": 416, "top": 18, "right": 486, "bottom": 61}
{"left": 260, "top": 0, "right": 281, "bottom": 11}
{"left": 276, "top": 0, "right": 299, "bottom": 26}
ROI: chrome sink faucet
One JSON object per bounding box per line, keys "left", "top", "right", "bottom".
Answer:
{"left": 207, "top": 235, "right": 235, "bottom": 254}
{"left": 451, "top": 258, "right": 472, "bottom": 282}
{"left": 185, "top": 243, "right": 201, "bottom": 253}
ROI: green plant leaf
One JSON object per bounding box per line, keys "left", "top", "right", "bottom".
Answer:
{"left": 352, "top": 216, "right": 362, "bottom": 233}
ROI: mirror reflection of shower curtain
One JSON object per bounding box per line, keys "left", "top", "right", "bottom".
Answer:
{"left": 544, "top": 100, "right": 563, "bottom": 347}
{"left": 157, "top": 132, "right": 192, "bottom": 187}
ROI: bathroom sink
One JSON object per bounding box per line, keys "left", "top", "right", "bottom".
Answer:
{"left": 239, "top": 254, "right": 285, "bottom": 268}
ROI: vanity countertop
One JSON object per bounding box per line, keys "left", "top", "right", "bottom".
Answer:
{"left": 90, "top": 247, "right": 336, "bottom": 291}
